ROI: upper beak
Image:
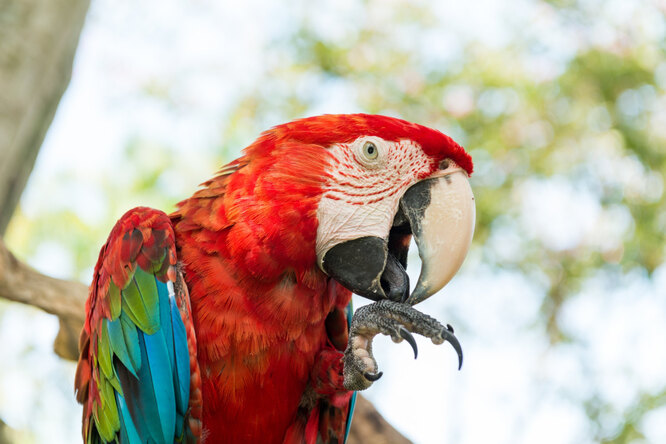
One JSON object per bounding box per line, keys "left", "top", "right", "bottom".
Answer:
{"left": 321, "top": 167, "right": 475, "bottom": 304}
{"left": 401, "top": 168, "right": 475, "bottom": 304}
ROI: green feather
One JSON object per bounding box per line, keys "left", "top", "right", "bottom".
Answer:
{"left": 120, "top": 279, "right": 145, "bottom": 330}
{"left": 134, "top": 268, "right": 160, "bottom": 315}
{"left": 121, "top": 270, "right": 160, "bottom": 334}
{"left": 99, "top": 377, "right": 114, "bottom": 410}
{"left": 120, "top": 313, "right": 141, "bottom": 372}
{"left": 93, "top": 400, "right": 115, "bottom": 443}
{"left": 150, "top": 249, "right": 168, "bottom": 274}
{"left": 97, "top": 324, "right": 113, "bottom": 381}
{"left": 107, "top": 318, "right": 136, "bottom": 378}
{"left": 100, "top": 378, "right": 121, "bottom": 437}
{"left": 108, "top": 366, "right": 123, "bottom": 395}
{"left": 120, "top": 266, "right": 136, "bottom": 290}
{"left": 108, "top": 281, "right": 122, "bottom": 320}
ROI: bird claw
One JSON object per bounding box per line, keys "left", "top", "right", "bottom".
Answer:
{"left": 363, "top": 371, "right": 383, "bottom": 382}
{"left": 342, "top": 300, "right": 463, "bottom": 391}
{"left": 398, "top": 326, "right": 418, "bottom": 359}
{"left": 440, "top": 324, "right": 463, "bottom": 370}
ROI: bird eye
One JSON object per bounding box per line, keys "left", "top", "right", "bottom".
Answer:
{"left": 362, "top": 141, "right": 379, "bottom": 160}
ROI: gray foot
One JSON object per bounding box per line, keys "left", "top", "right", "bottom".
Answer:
{"left": 343, "top": 300, "right": 462, "bottom": 391}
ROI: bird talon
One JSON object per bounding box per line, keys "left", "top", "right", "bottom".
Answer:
{"left": 363, "top": 371, "right": 383, "bottom": 382}
{"left": 441, "top": 327, "right": 463, "bottom": 370}
{"left": 398, "top": 326, "right": 418, "bottom": 359}
{"left": 344, "top": 301, "right": 464, "bottom": 391}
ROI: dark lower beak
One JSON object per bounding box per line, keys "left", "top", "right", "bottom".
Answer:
{"left": 322, "top": 236, "right": 409, "bottom": 301}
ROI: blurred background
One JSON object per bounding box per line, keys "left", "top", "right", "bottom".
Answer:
{"left": 1, "top": 0, "right": 665, "bottom": 443}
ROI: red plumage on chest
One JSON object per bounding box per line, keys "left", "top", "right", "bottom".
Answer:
{"left": 171, "top": 136, "right": 351, "bottom": 442}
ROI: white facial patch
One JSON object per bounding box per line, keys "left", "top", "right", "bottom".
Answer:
{"left": 315, "top": 136, "right": 434, "bottom": 269}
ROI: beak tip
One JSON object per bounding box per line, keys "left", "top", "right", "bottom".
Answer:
{"left": 405, "top": 282, "right": 432, "bottom": 306}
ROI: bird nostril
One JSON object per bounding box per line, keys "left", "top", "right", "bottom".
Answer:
{"left": 439, "top": 159, "right": 450, "bottom": 170}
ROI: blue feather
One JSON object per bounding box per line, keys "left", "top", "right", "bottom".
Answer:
{"left": 120, "top": 313, "right": 141, "bottom": 372}
{"left": 116, "top": 333, "right": 163, "bottom": 442}
{"left": 157, "top": 279, "right": 176, "bottom": 372}
{"left": 175, "top": 412, "right": 185, "bottom": 441}
{"left": 169, "top": 282, "right": 190, "bottom": 414}
{"left": 107, "top": 318, "right": 137, "bottom": 378}
{"left": 143, "top": 322, "right": 177, "bottom": 442}
{"left": 116, "top": 393, "right": 141, "bottom": 444}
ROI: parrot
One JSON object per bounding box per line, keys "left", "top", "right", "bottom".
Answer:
{"left": 74, "top": 113, "right": 475, "bottom": 444}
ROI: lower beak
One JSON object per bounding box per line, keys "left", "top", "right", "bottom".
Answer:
{"left": 321, "top": 169, "right": 475, "bottom": 304}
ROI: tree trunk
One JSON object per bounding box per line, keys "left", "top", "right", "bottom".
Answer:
{"left": 0, "top": 418, "right": 10, "bottom": 444}
{"left": 0, "top": 0, "right": 90, "bottom": 234}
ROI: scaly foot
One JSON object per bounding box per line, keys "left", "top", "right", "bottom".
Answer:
{"left": 343, "top": 300, "right": 462, "bottom": 391}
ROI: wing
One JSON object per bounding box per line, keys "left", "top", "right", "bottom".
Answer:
{"left": 75, "top": 207, "right": 202, "bottom": 443}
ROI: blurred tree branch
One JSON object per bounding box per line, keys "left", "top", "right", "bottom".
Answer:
{"left": 0, "top": 0, "right": 90, "bottom": 234}
{"left": 347, "top": 396, "right": 412, "bottom": 444}
{"left": 0, "top": 238, "right": 85, "bottom": 360}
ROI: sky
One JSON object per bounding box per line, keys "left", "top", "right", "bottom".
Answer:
{"left": 2, "top": 0, "right": 666, "bottom": 443}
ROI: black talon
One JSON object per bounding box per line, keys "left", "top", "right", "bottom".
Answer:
{"left": 399, "top": 326, "right": 418, "bottom": 359}
{"left": 363, "top": 371, "right": 384, "bottom": 382}
{"left": 441, "top": 328, "right": 463, "bottom": 370}
{"left": 446, "top": 324, "right": 454, "bottom": 334}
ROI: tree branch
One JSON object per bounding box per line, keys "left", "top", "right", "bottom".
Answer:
{"left": 347, "top": 395, "right": 412, "bottom": 444}
{"left": 0, "top": 238, "right": 86, "bottom": 359}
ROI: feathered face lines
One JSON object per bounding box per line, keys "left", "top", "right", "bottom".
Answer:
{"left": 322, "top": 138, "right": 436, "bottom": 205}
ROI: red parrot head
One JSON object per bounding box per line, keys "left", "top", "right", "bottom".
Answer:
{"left": 221, "top": 114, "right": 475, "bottom": 304}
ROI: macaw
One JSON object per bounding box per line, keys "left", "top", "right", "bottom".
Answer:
{"left": 74, "top": 114, "right": 475, "bottom": 444}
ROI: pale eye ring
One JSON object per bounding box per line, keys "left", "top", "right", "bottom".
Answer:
{"left": 362, "top": 141, "right": 379, "bottom": 160}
